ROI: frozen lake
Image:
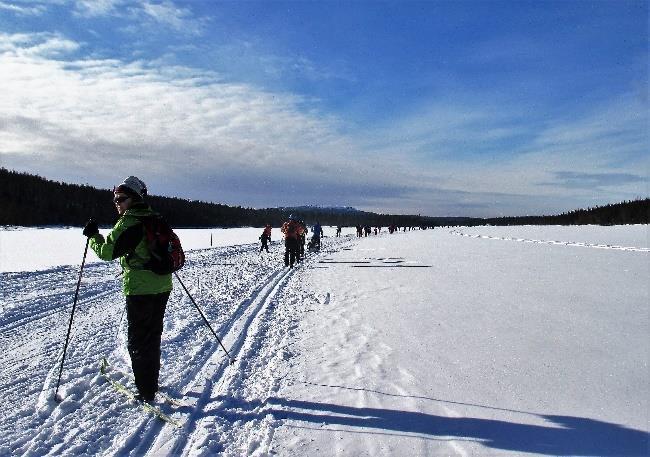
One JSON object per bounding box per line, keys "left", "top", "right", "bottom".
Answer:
{"left": 0, "top": 224, "right": 647, "bottom": 455}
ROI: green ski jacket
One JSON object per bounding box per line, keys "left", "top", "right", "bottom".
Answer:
{"left": 89, "top": 203, "right": 173, "bottom": 296}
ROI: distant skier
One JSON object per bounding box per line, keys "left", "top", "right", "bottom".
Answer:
{"left": 260, "top": 224, "right": 272, "bottom": 253}
{"left": 308, "top": 222, "right": 324, "bottom": 251}
{"left": 336, "top": 226, "right": 342, "bottom": 237}
{"left": 312, "top": 222, "right": 323, "bottom": 249}
{"left": 298, "top": 220, "right": 307, "bottom": 261}
{"left": 281, "top": 215, "right": 302, "bottom": 268}
{"left": 83, "top": 176, "right": 171, "bottom": 403}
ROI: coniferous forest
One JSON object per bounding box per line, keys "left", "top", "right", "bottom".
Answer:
{"left": 482, "top": 199, "right": 649, "bottom": 226}
{"left": 1, "top": 168, "right": 647, "bottom": 228}
{"left": 0, "top": 168, "right": 464, "bottom": 228}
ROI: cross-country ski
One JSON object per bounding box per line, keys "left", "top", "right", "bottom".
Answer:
{"left": 100, "top": 358, "right": 181, "bottom": 428}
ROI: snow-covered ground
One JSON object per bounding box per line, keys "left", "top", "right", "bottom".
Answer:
{"left": 0, "top": 227, "right": 296, "bottom": 273}
{"left": 0, "top": 225, "right": 648, "bottom": 456}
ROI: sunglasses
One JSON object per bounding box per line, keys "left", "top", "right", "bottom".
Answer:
{"left": 113, "top": 195, "right": 131, "bottom": 204}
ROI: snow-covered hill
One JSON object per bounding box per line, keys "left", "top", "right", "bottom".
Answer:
{"left": 0, "top": 225, "right": 647, "bottom": 456}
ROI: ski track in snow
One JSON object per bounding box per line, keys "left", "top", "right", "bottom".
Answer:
{"left": 0, "top": 237, "right": 357, "bottom": 456}
{"left": 450, "top": 229, "right": 650, "bottom": 252}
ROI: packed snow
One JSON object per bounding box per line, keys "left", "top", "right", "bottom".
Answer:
{"left": 0, "top": 224, "right": 648, "bottom": 456}
{"left": 0, "top": 227, "right": 266, "bottom": 273}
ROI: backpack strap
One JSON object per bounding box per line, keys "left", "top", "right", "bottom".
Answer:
{"left": 114, "top": 221, "right": 146, "bottom": 261}
{"left": 123, "top": 215, "right": 156, "bottom": 265}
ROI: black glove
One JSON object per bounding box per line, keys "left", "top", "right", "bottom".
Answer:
{"left": 83, "top": 219, "right": 99, "bottom": 238}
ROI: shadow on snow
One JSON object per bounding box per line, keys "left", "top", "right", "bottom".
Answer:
{"left": 207, "top": 395, "right": 648, "bottom": 456}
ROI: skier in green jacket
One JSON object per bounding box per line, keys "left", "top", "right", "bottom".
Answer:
{"left": 83, "top": 176, "right": 172, "bottom": 402}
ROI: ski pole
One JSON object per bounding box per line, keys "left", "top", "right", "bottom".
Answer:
{"left": 174, "top": 272, "right": 236, "bottom": 365}
{"left": 54, "top": 237, "right": 90, "bottom": 401}
{"left": 114, "top": 304, "right": 127, "bottom": 341}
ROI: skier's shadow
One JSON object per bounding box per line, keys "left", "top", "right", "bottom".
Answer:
{"left": 211, "top": 395, "right": 648, "bottom": 456}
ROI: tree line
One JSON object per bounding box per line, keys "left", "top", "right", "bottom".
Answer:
{"left": 480, "top": 199, "right": 649, "bottom": 226}
{"left": 1, "top": 168, "right": 647, "bottom": 228}
{"left": 0, "top": 168, "right": 462, "bottom": 228}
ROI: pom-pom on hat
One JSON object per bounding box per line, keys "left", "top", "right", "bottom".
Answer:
{"left": 114, "top": 176, "right": 147, "bottom": 201}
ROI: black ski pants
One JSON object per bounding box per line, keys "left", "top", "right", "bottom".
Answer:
{"left": 260, "top": 235, "right": 270, "bottom": 252}
{"left": 126, "top": 291, "right": 169, "bottom": 399}
{"left": 284, "top": 238, "right": 299, "bottom": 267}
{"left": 298, "top": 234, "right": 305, "bottom": 258}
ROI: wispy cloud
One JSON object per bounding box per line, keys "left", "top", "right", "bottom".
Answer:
{"left": 354, "top": 87, "right": 648, "bottom": 215}
{"left": 541, "top": 172, "right": 646, "bottom": 190}
{"left": 1, "top": 0, "right": 647, "bottom": 219}
{"left": 0, "top": 1, "right": 48, "bottom": 16}
{"left": 71, "top": 0, "right": 208, "bottom": 35}
{"left": 139, "top": 0, "right": 203, "bottom": 32}
{"left": 2, "top": 30, "right": 646, "bottom": 217}
{"left": 530, "top": 94, "right": 647, "bottom": 164}
{"left": 0, "top": 32, "right": 406, "bottom": 209}
{"left": 0, "top": 32, "right": 81, "bottom": 57}
{"left": 73, "top": 0, "right": 122, "bottom": 17}
{"left": 367, "top": 101, "right": 532, "bottom": 162}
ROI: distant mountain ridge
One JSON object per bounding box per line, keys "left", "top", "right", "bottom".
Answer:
{"left": 278, "top": 205, "right": 363, "bottom": 214}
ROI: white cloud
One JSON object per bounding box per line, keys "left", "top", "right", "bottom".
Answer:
{"left": 354, "top": 90, "right": 648, "bottom": 215}
{"left": 139, "top": 0, "right": 197, "bottom": 31}
{"left": 0, "top": 32, "right": 413, "bottom": 208}
{"left": 1, "top": 30, "right": 646, "bottom": 217}
{"left": 70, "top": 0, "right": 208, "bottom": 35}
{"left": 73, "top": 0, "right": 123, "bottom": 17}
{"left": 0, "top": 32, "right": 81, "bottom": 57}
{"left": 0, "top": 1, "right": 47, "bottom": 15}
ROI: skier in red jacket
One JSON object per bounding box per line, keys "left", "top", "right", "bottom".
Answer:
{"left": 260, "top": 224, "right": 272, "bottom": 253}
{"left": 281, "top": 215, "right": 303, "bottom": 267}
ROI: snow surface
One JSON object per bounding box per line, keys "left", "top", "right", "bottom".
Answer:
{"left": 0, "top": 225, "right": 648, "bottom": 456}
{"left": 0, "top": 227, "right": 289, "bottom": 273}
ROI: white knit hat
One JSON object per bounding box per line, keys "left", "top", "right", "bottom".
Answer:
{"left": 114, "top": 176, "right": 147, "bottom": 199}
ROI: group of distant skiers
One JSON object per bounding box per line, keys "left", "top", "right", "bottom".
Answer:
{"left": 355, "top": 225, "right": 382, "bottom": 237}
{"left": 260, "top": 220, "right": 423, "bottom": 267}
{"left": 259, "top": 216, "right": 323, "bottom": 268}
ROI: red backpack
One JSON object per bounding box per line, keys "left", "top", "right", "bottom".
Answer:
{"left": 283, "top": 220, "right": 299, "bottom": 239}
{"left": 139, "top": 215, "right": 185, "bottom": 275}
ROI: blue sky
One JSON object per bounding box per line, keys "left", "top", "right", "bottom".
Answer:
{"left": 0, "top": 0, "right": 647, "bottom": 217}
